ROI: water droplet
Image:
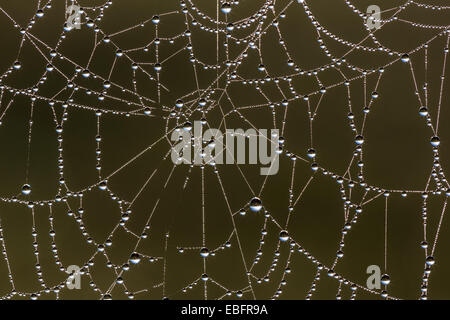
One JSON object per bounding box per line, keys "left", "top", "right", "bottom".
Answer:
{"left": 307, "top": 148, "right": 316, "bottom": 158}
{"left": 200, "top": 247, "right": 209, "bottom": 258}
{"left": 279, "top": 230, "right": 289, "bottom": 242}
{"left": 99, "top": 181, "right": 107, "bottom": 191}
{"left": 430, "top": 136, "right": 440, "bottom": 147}
{"left": 221, "top": 3, "right": 232, "bottom": 14}
{"left": 419, "top": 107, "right": 428, "bottom": 116}
{"left": 401, "top": 54, "right": 410, "bottom": 63}
{"left": 425, "top": 256, "right": 435, "bottom": 266}
{"left": 249, "top": 197, "right": 262, "bottom": 212}
{"left": 355, "top": 135, "right": 364, "bottom": 145}
{"left": 22, "top": 184, "right": 31, "bottom": 195}
{"left": 129, "top": 252, "right": 141, "bottom": 264}
{"left": 381, "top": 274, "right": 390, "bottom": 285}
{"left": 183, "top": 121, "right": 192, "bottom": 131}
{"left": 152, "top": 15, "right": 160, "bottom": 24}
{"left": 198, "top": 98, "right": 207, "bottom": 107}
{"left": 175, "top": 99, "right": 184, "bottom": 108}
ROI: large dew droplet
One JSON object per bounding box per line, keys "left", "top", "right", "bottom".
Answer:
{"left": 129, "top": 252, "right": 141, "bottom": 264}
{"left": 279, "top": 230, "right": 289, "bottom": 242}
{"left": 221, "top": 3, "right": 232, "bottom": 14}
{"left": 430, "top": 136, "right": 440, "bottom": 147}
{"left": 249, "top": 197, "right": 262, "bottom": 212}
{"left": 381, "top": 274, "right": 390, "bottom": 286}
{"left": 22, "top": 184, "right": 32, "bottom": 195}
{"left": 355, "top": 135, "right": 364, "bottom": 145}
{"left": 425, "top": 256, "right": 435, "bottom": 266}
{"left": 401, "top": 54, "right": 410, "bottom": 63}
{"left": 200, "top": 247, "right": 209, "bottom": 258}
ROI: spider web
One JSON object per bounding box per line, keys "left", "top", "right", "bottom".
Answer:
{"left": 0, "top": 0, "right": 449, "bottom": 300}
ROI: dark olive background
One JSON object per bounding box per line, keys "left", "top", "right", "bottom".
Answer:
{"left": 0, "top": 0, "right": 449, "bottom": 300}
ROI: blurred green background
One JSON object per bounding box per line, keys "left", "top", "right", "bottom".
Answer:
{"left": 0, "top": 0, "right": 449, "bottom": 300}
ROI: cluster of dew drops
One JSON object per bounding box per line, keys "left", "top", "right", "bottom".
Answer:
{"left": 0, "top": 0, "right": 449, "bottom": 300}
